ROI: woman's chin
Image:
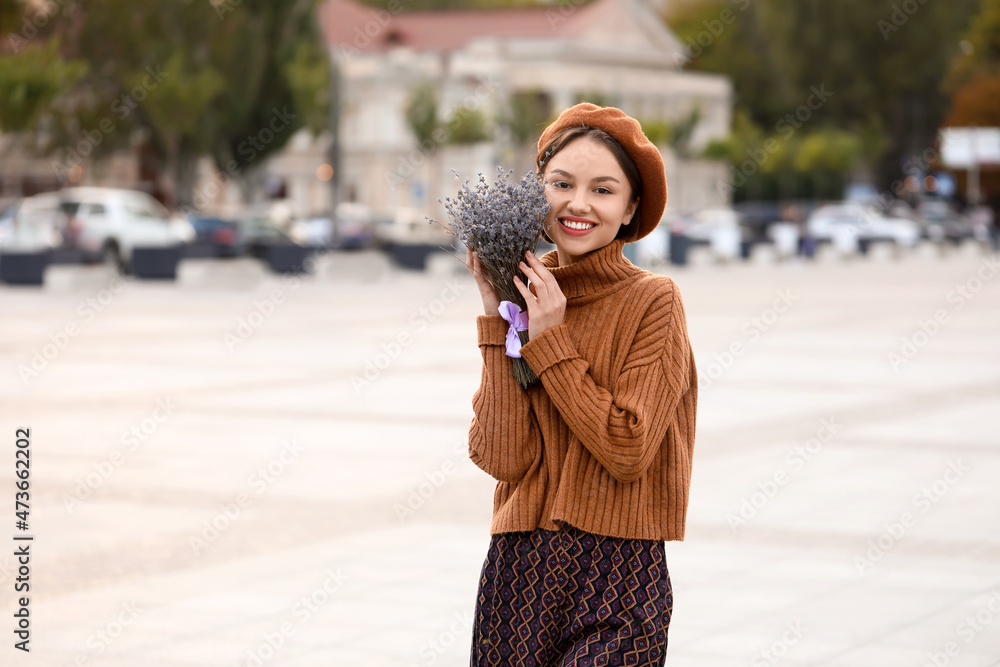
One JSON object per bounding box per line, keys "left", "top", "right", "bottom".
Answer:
{"left": 557, "top": 236, "right": 599, "bottom": 252}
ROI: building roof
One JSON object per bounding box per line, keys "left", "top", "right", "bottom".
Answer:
{"left": 319, "top": 0, "right": 610, "bottom": 53}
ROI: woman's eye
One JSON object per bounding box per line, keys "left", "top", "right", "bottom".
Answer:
{"left": 595, "top": 187, "right": 612, "bottom": 195}
{"left": 552, "top": 181, "right": 571, "bottom": 189}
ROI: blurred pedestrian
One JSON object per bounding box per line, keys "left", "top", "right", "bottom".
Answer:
{"left": 781, "top": 202, "right": 811, "bottom": 259}
{"left": 464, "top": 103, "right": 698, "bottom": 666}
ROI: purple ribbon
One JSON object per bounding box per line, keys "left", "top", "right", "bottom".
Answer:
{"left": 498, "top": 300, "right": 528, "bottom": 358}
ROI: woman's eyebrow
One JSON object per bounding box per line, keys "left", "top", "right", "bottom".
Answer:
{"left": 550, "top": 169, "right": 620, "bottom": 185}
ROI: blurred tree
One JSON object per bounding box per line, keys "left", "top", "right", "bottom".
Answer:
{"left": 405, "top": 80, "right": 441, "bottom": 149}
{"left": 574, "top": 90, "right": 615, "bottom": 107}
{"left": 357, "top": 0, "right": 591, "bottom": 9}
{"left": 946, "top": 0, "right": 1000, "bottom": 90}
{"left": 667, "top": 0, "right": 980, "bottom": 194}
{"left": 702, "top": 110, "right": 862, "bottom": 201}
{"left": 495, "top": 89, "right": 552, "bottom": 172}
{"left": 0, "top": 0, "right": 330, "bottom": 208}
{"left": 500, "top": 89, "right": 553, "bottom": 146}
{"left": 446, "top": 106, "right": 491, "bottom": 144}
{"left": 793, "top": 129, "right": 862, "bottom": 173}
{"left": 0, "top": 2, "right": 17, "bottom": 25}
{"left": 132, "top": 51, "right": 225, "bottom": 210}
{"left": 943, "top": 0, "right": 1000, "bottom": 127}
{"left": 639, "top": 119, "right": 671, "bottom": 147}
{"left": 640, "top": 108, "right": 702, "bottom": 157}
{"left": 0, "top": 34, "right": 87, "bottom": 195}
{"left": 0, "top": 40, "right": 86, "bottom": 134}
{"left": 943, "top": 70, "right": 1000, "bottom": 127}
{"left": 666, "top": 0, "right": 782, "bottom": 126}
{"left": 284, "top": 41, "right": 333, "bottom": 133}
{"left": 667, "top": 107, "right": 701, "bottom": 159}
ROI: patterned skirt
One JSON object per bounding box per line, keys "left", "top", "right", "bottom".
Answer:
{"left": 469, "top": 523, "right": 673, "bottom": 666}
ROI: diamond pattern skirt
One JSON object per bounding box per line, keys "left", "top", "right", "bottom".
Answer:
{"left": 469, "top": 523, "right": 672, "bottom": 666}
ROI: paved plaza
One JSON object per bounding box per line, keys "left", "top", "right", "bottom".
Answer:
{"left": 1, "top": 241, "right": 999, "bottom": 666}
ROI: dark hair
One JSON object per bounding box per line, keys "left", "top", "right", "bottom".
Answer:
{"left": 536, "top": 125, "right": 643, "bottom": 243}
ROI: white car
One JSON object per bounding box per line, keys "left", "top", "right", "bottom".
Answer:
{"left": 807, "top": 204, "right": 920, "bottom": 248}
{"left": 668, "top": 208, "right": 745, "bottom": 260}
{"left": 0, "top": 200, "right": 18, "bottom": 248}
{"left": 676, "top": 207, "right": 742, "bottom": 243}
{"left": 2, "top": 195, "right": 63, "bottom": 252}
{"left": 290, "top": 216, "right": 333, "bottom": 247}
{"left": 18, "top": 187, "right": 194, "bottom": 271}
{"left": 374, "top": 206, "right": 451, "bottom": 246}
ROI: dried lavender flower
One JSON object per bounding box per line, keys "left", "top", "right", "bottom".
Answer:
{"left": 432, "top": 166, "right": 550, "bottom": 388}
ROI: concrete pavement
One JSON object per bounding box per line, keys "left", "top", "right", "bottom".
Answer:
{"left": 1, "top": 242, "right": 999, "bottom": 666}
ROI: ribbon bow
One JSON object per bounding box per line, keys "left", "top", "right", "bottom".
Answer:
{"left": 498, "top": 300, "right": 528, "bottom": 358}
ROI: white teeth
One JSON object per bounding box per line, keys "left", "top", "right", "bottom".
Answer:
{"left": 561, "top": 219, "right": 595, "bottom": 231}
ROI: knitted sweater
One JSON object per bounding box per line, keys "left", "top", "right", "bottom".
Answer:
{"left": 468, "top": 237, "right": 698, "bottom": 541}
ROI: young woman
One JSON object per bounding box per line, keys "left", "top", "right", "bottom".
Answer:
{"left": 464, "top": 103, "right": 698, "bottom": 666}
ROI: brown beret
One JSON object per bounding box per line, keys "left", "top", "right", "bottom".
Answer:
{"left": 536, "top": 103, "right": 668, "bottom": 242}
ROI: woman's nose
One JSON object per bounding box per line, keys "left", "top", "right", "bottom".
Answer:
{"left": 568, "top": 189, "right": 590, "bottom": 213}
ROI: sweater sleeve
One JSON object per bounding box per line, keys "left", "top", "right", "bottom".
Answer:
{"left": 468, "top": 314, "right": 541, "bottom": 483}
{"left": 518, "top": 284, "right": 691, "bottom": 483}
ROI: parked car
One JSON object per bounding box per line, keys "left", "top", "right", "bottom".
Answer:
{"left": 14, "top": 188, "right": 194, "bottom": 271}
{"left": 844, "top": 182, "right": 881, "bottom": 206}
{"left": 735, "top": 199, "right": 819, "bottom": 243}
{"left": 0, "top": 199, "right": 19, "bottom": 248}
{"left": 914, "top": 200, "right": 977, "bottom": 244}
{"left": 660, "top": 208, "right": 751, "bottom": 261}
{"left": 240, "top": 199, "right": 296, "bottom": 234}
{"left": 5, "top": 193, "right": 65, "bottom": 252}
{"left": 373, "top": 206, "right": 451, "bottom": 247}
{"left": 290, "top": 216, "right": 334, "bottom": 248}
{"left": 188, "top": 215, "right": 244, "bottom": 257}
{"left": 239, "top": 214, "right": 297, "bottom": 259}
{"left": 665, "top": 207, "right": 746, "bottom": 243}
{"left": 733, "top": 200, "right": 783, "bottom": 243}
{"left": 372, "top": 206, "right": 453, "bottom": 270}
{"left": 806, "top": 204, "right": 919, "bottom": 248}
{"left": 334, "top": 202, "right": 375, "bottom": 249}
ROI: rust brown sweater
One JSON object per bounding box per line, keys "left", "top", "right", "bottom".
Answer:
{"left": 468, "top": 237, "right": 698, "bottom": 541}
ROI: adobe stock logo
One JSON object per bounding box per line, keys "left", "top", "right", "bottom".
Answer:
{"left": 726, "top": 417, "right": 841, "bottom": 531}
{"left": 853, "top": 460, "right": 969, "bottom": 575}
{"left": 878, "top": 0, "right": 929, "bottom": 40}
{"left": 671, "top": 0, "right": 751, "bottom": 67}
{"left": 352, "top": 278, "right": 465, "bottom": 393}
{"left": 700, "top": 288, "right": 798, "bottom": 390}
{"left": 236, "top": 107, "right": 297, "bottom": 162}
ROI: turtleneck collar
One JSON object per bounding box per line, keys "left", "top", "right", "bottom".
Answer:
{"left": 538, "top": 238, "right": 643, "bottom": 302}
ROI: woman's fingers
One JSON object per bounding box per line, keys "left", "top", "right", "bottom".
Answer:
{"left": 523, "top": 251, "right": 555, "bottom": 287}
{"left": 518, "top": 261, "right": 546, "bottom": 300}
{"left": 512, "top": 275, "right": 534, "bottom": 304}
{"left": 468, "top": 250, "right": 489, "bottom": 285}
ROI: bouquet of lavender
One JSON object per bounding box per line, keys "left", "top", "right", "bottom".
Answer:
{"left": 438, "top": 167, "right": 551, "bottom": 388}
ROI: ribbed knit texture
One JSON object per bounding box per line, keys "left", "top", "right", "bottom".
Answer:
{"left": 468, "top": 238, "right": 698, "bottom": 541}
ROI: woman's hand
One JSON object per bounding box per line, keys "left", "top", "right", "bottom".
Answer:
{"left": 466, "top": 247, "right": 501, "bottom": 316}
{"left": 513, "top": 250, "right": 566, "bottom": 340}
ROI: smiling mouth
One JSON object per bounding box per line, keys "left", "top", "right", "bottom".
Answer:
{"left": 559, "top": 218, "right": 596, "bottom": 231}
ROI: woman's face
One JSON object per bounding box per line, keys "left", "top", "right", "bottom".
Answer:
{"left": 542, "top": 136, "right": 638, "bottom": 266}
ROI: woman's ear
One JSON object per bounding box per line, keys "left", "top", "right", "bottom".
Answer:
{"left": 541, "top": 222, "right": 553, "bottom": 244}
{"left": 623, "top": 197, "right": 640, "bottom": 225}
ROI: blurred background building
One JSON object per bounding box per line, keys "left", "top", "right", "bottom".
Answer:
{"left": 315, "top": 0, "right": 731, "bottom": 220}
{"left": 0, "top": 0, "right": 997, "bottom": 262}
